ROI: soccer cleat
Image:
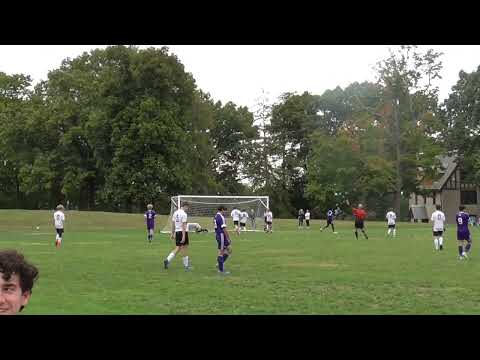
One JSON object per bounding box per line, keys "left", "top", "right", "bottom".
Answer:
{"left": 218, "top": 270, "right": 231, "bottom": 275}
{"left": 462, "top": 252, "right": 468, "bottom": 259}
{"left": 459, "top": 256, "right": 465, "bottom": 260}
{"left": 333, "top": 232, "right": 338, "bottom": 234}
{"left": 163, "top": 260, "right": 169, "bottom": 269}
{"left": 185, "top": 266, "right": 193, "bottom": 271}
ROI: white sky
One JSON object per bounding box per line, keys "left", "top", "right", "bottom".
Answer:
{"left": 1, "top": 45, "right": 479, "bottom": 110}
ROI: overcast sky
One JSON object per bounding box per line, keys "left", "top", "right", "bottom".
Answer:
{"left": 1, "top": 45, "right": 479, "bottom": 110}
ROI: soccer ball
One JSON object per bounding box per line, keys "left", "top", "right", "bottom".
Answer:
{"left": 36, "top": 226, "right": 40, "bottom": 230}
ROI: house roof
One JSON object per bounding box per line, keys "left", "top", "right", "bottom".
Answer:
{"left": 421, "top": 155, "right": 457, "bottom": 191}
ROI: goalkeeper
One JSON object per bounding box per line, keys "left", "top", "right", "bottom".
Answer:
{"left": 188, "top": 223, "right": 208, "bottom": 233}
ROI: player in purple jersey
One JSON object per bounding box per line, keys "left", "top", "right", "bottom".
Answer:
{"left": 144, "top": 204, "right": 156, "bottom": 243}
{"left": 320, "top": 208, "right": 337, "bottom": 233}
{"left": 456, "top": 206, "right": 472, "bottom": 259}
{"left": 214, "top": 205, "right": 232, "bottom": 275}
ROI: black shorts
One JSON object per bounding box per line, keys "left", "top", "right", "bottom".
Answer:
{"left": 433, "top": 230, "right": 443, "bottom": 237}
{"left": 327, "top": 218, "right": 333, "bottom": 225}
{"left": 266, "top": 221, "right": 272, "bottom": 226}
{"left": 240, "top": 222, "right": 246, "bottom": 227}
{"left": 388, "top": 224, "right": 395, "bottom": 229}
{"left": 175, "top": 231, "right": 189, "bottom": 246}
{"left": 233, "top": 221, "right": 239, "bottom": 226}
{"left": 56, "top": 228, "right": 64, "bottom": 236}
{"left": 355, "top": 220, "right": 364, "bottom": 229}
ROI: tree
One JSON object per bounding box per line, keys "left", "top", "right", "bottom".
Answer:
{"left": 441, "top": 66, "right": 480, "bottom": 184}
{"left": 210, "top": 101, "right": 257, "bottom": 195}
{"left": 374, "top": 45, "right": 444, "bottom": 216}
{"left": 0, "top": 73, "right": 35, "bottom": 208}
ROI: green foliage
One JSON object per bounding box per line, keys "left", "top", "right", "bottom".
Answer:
{"left": 442, "top": 66, "right": 480, "bottom": 184}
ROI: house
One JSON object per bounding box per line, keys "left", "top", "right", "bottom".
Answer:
{"left": 409, "top": 155, "right": 479, "bottom": 224}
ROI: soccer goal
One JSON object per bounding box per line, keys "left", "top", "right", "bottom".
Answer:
{"left": 161, "top": 195, "right": 269, "bottom": 233}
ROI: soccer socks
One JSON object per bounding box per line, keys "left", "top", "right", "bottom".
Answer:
{"left": 166, "top": 252, "right": 176, "bottom": 263}
{"left": 466, "top": 242, "right": 472, "bottom": 253}
{"left": 458, "top": 246, "right": 464, "bottom": 257}
{"left": 332, "top": 224, "right": 335, "bottom": 232}
{"left": 434, "top": 238, "right": 439, "bottom": 250}
{"left": 362, "top": 230, "right": 368, "bottom": 239}
{"left": 393, "top": 229, "right": 396, "bottom": 237}
{"left": 439, "top": 237, "right": 444, "bottom": 247}
{"left": 355, "top": 231, "right": 358, "bottom": 240}
{"left": 223, "top": 254, "right": 229, "bottom": 263}
{"left": 217, "top": 256, "right": 224, "bottom": 272}
{"left": 387, "top": 229, "right": 391, "bottom": 236}
{"left": 182, "top": 256, "right": 189, "bottom": 268}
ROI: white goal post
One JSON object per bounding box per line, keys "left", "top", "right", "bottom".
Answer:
{"left": 161, "top": 195, "right": 270, "bottom": 233}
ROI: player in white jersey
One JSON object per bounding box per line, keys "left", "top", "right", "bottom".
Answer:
{"left": 239, "top": 209, "right": 249, "bottom": 231}
{"left": 53, "top": 204, "right": 65, "bottom": 248}
{"left": 164, "top": 205, "right": 192, "bottom": 270}
{"left": 305, "top": 210, "right": 311, "bottom": 228}
{"left": 430, "top": 205, "right": 446, "bottom": 251}
{"left": 230, "top": 207, "right": 241, "bottom": 235}
{"left": 264, "top": 209, "right": 273, "bottom": 233}
{"left": 386, "top": 208, "right": 397, "bottom": 237}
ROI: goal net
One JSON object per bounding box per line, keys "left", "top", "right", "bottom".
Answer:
{"left": 161, "top": 195, "right": 269, "bottom": 233}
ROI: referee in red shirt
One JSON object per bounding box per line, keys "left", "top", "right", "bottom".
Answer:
{"left": 347, "top": 200, "right": 369, "bottom": 240}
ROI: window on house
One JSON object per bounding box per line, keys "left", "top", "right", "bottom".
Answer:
{"left": 461, "top": 190, "right": 477, "bottom": 205}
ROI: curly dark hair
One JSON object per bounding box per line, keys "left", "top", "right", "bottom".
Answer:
{"left": 0, "top": 250, "right": 39, "bottom": 300}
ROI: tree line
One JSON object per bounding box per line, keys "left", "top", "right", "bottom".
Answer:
{"left": 1, "top": 45, "right": 478, "bottom": 219}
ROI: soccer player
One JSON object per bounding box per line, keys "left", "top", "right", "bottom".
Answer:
{"left": 240, "top": 209, "right": 249, "bottom": 231}
{"left": 320, "top": 208, "right": 337, "bottom": 233}
{"left": 0, "top": 250, "right": 39, "bottom": 315}
{"left": 230, "top": 206, "right": 241, "bottom": 235}
{"left": 305, "top": 210, "right": 311, "bottom": 228}
{"left": 298, "top": 209, "right": 305, "bottom": 228}
{"left": 265, "top": 208, "right": 273, "bottom": 233}
{"left": 431, "top": 205, "right": 446, "bottom": 251}
{"left": 164, "top": 205, "right": 192, "bottom": 271}
{"left": 335, "top": 204, "right": 345, "bottom": 220}
{"left": 215, "top": 205, "right": 232, "bottom": 275}
{"left": 250, "top": 208, "right": 256, "bottom": 230}
{"left": 349, "top": 201, "right": 368, "bottom": 240}
{"left": 53, "top": 204, "right": 65, "bottom": 248}
{"left": 456, "top": 206, "right": 472, "bottom": 259}
{"left": 386, "top": 208, "right": 397, "bottom": 237}
{"left": 144, "top": 204, "right": 156, "bottom": 243}
{"left": 188, "top": 223, "right": 208, "bottom": 233}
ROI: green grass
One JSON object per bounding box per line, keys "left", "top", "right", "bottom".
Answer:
{"left": 1, "top": 209, "right": 479, "bottom": 314}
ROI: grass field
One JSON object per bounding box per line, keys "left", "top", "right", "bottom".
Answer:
{"left": 1, "top": 209, "right": 479, "bottom": 314}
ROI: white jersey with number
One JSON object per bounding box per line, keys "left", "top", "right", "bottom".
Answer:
{"left": 172, "top": 209, "right": 188, "bottom": 232}
{"left": 240, "top": 211, "right": 249, "bottom": 223}
{"left": 265, "top": 211, "right": 273, "bottom": 222}
{"left": 431, "top": 210, "right": 446, "bottom": 231}
{"left": 386, "top": 211, "right": 396, "bottom": 225}
{"left": 53, "top": 211, "right": 65, "bottom": 229}
{"left": 305, "top": 212, "right": 310, "bottom": 220}
{"left": 231, "top": 209, "right": 241, "bottom": 221}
